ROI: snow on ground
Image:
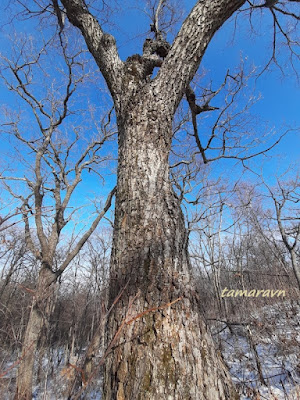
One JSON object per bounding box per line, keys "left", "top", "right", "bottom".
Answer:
{"left": 1, "top": 301, "right": 299, "bottom": 399}
{"left": 215, "top": 301, "right": 300, "bottom": 399}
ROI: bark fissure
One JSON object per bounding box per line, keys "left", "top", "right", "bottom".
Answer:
{"left": 153, "top": 0, "right": 246, "bottom": 114}
{"left": 102, "top": 96, "right": 237, "bottom": 399}
{"left": 59, "top": 1, "right": 248, "bottom": 398}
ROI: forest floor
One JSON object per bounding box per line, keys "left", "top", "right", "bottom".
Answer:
{"left": 215, "top": 300, "right": 300, "bottom": 399}
{"left": 0, "top": 301, "right": 299, "bottom": 399}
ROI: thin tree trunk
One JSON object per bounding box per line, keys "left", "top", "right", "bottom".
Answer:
{"left": 103, "top": 100, "right": 238, "bottom": 399}
{"left": 247, "top": 325, "right": 266, "bottom": 386}
{"left": 83, "top": 317, "right": 105, "bottom": 378}
{"left": 14, "top": 265, "right": 56, "bottom": 400}
{"left": 291, "top": 250, "right": 300, "bottom": 290}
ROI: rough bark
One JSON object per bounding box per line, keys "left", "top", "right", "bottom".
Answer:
{"left": 60, "top": 0, "right": 248, "bottom": 398}
{"left": 102, "top": 94, "right": 238, "bottom": 399}
{"left": 61, "top": 0, "right": 124, "bottom": 111}
{"left": 14, "top": 265, "right": 56, "bottom": 400}
{"left": 153, "top": 0, "right": 246, "bottom": 114}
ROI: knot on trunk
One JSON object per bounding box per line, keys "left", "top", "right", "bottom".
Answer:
{"left": 101, "top": 33, "right": 117, "bottom": 49}
{"left": 143, "top": 38, "right": 170, "bottom": 59}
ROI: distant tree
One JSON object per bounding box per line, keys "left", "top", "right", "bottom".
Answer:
{"left": 261, "top": 171, "right": 300, "bottom": 290}
{"left": 0, "top": 33, "right": 115, "bottom": 398}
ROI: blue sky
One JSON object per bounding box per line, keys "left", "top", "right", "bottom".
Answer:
{"left": 0, "top": 0, "right": 299, "bottom": 235}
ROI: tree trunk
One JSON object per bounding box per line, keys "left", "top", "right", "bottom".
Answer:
{"left": 15, "top": 265, "right": 56, "bottom": 400}
{"left": 103, "top": 97, "right": 238, "bottom": 399}
{"left": 84, "top": 317, "right": 105, "bottom": 377}
{"left": 291, "top": 250, "right": 300, "bottom": 291}
{"left": 57, "top": 2, "right": 248, "bottom": 397}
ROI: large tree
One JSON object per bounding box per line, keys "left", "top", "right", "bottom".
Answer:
{"left": 2, "top": 0, "right": 299, "bottom": 398}
{"left": 56, "top": 0, "right": 298, "bottom": 399}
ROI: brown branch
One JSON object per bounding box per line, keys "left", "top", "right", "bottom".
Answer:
{"left": 125, "top": 296, "right": 183, "bottom": 325}
{"left": 0, "top": 340, "right": 35, "bottom": 379}
{"left": 72, "top": 295, "right": 183, "bottom": 399}
{"left": 72, "top": 291, "right": 139, "bottom": 400}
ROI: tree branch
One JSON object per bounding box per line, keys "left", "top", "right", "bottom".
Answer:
{"left": 55, "top": 186, "right": 116, "bottom": 281}
{"left": 153, "top": 0, "right": 246, "bottom": 113}
{"left": 61, "top": 0, "right": 124, "bottom": 109}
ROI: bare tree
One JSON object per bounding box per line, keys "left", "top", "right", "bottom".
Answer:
{"left": 0, "top": 32, "right": 116, "bottom": 399}
{"left": 261, "top": 171, "right": 300, "bottom": 290}
{"left": 0, "top": 228, "right": 28, "bottom": 302}
{"left": 54, "top": 1, "right": 299, "bottom": 399}
{"left": 1, "top": 0, "right": 299, "bottom": 398}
